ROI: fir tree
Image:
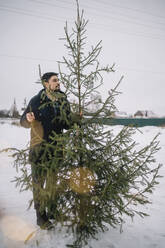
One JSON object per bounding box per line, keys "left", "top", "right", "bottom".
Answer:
{"left": 0, "top": 1, "right": 163, "bottom": 247}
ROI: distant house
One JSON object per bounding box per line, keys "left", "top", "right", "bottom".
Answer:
{"left": 134, "top": 110, "right": 157, "bottom": 118}
{"left": 134, "top": 110, "right": 144, "bottom": 118}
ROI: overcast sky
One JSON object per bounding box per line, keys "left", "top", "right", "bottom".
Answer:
{"left": 0, "top": 0, "right": 165, "bottom": 116}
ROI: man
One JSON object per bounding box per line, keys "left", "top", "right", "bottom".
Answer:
{"left": 20, "top": 72, "right": 81, "bottom": 229}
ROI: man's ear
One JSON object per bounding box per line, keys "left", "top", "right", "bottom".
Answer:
{"left": 44, "top": 81, "right": 49, "bottom": 89}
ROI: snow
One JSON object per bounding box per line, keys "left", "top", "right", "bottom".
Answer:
{"left": 0, "top": 119, "right": 165, "bottom": 248}
{"left": 114, "top": 111, "right": 128, "bottom": 118}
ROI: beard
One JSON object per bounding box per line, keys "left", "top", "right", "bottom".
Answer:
{"left": 53, "top": 88, "right": 60, "bottom": 92}
{"left": 53, "top": 85, "right": 60, "bottom": 91}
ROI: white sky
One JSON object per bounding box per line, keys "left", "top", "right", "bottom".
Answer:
{"left": 0, "top": 0, "right": 165, "bottom": 116}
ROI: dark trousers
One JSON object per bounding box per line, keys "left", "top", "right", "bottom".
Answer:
{"left": 29, "top": 143, "right": 63, "bottom": 217}
{"left": 31, "top": 164, "right": 47, "bottom": 213}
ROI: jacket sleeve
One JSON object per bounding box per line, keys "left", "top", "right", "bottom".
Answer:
{"left": 20, "top": 98, "right": 34, "bottom": 128}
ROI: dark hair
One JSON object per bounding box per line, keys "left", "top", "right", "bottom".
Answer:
{"left": 41, "top": 72, "right": 58, "bottom": 82}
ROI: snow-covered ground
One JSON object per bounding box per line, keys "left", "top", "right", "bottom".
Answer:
{"left": 0, "top": 118, "right": 165, "bottom": 248}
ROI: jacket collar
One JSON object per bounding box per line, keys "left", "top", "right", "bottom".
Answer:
{"left": 38, "top": 88, "right": 66, "bottom": 103}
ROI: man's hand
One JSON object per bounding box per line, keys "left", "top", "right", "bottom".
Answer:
{"left": 26, "top": 112, "right": 35, "bottom": 123}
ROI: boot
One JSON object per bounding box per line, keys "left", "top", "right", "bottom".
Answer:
{"left": 47, "top": 203, "right": 57, "bottom": 220}
{"left": 36, "top": 209, "right": 54, "bottom": 230}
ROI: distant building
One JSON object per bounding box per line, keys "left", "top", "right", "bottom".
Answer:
{"left": 134, "top": 110, "right": 157, "bottom": 118}
{"left": 9, "top": 98, "right": 20, "bottom": 118}
{"left": 134, "top": 110, "right": 144, "bottom": 118}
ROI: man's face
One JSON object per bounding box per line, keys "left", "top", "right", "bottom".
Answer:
{"left": 44, "top": 75, "right": 60, "bottom": 91}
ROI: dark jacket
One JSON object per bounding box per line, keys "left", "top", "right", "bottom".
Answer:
{"left": 20, "top": 88, "right": 74, "bottom": 161}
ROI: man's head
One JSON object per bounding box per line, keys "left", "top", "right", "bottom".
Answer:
{"left": 41, "top": 72, "right": 60, "bottom": 91}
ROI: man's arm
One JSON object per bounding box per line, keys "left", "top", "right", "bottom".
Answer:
{"left": 20, "top": 98, "right": 34, "bottom": 128}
